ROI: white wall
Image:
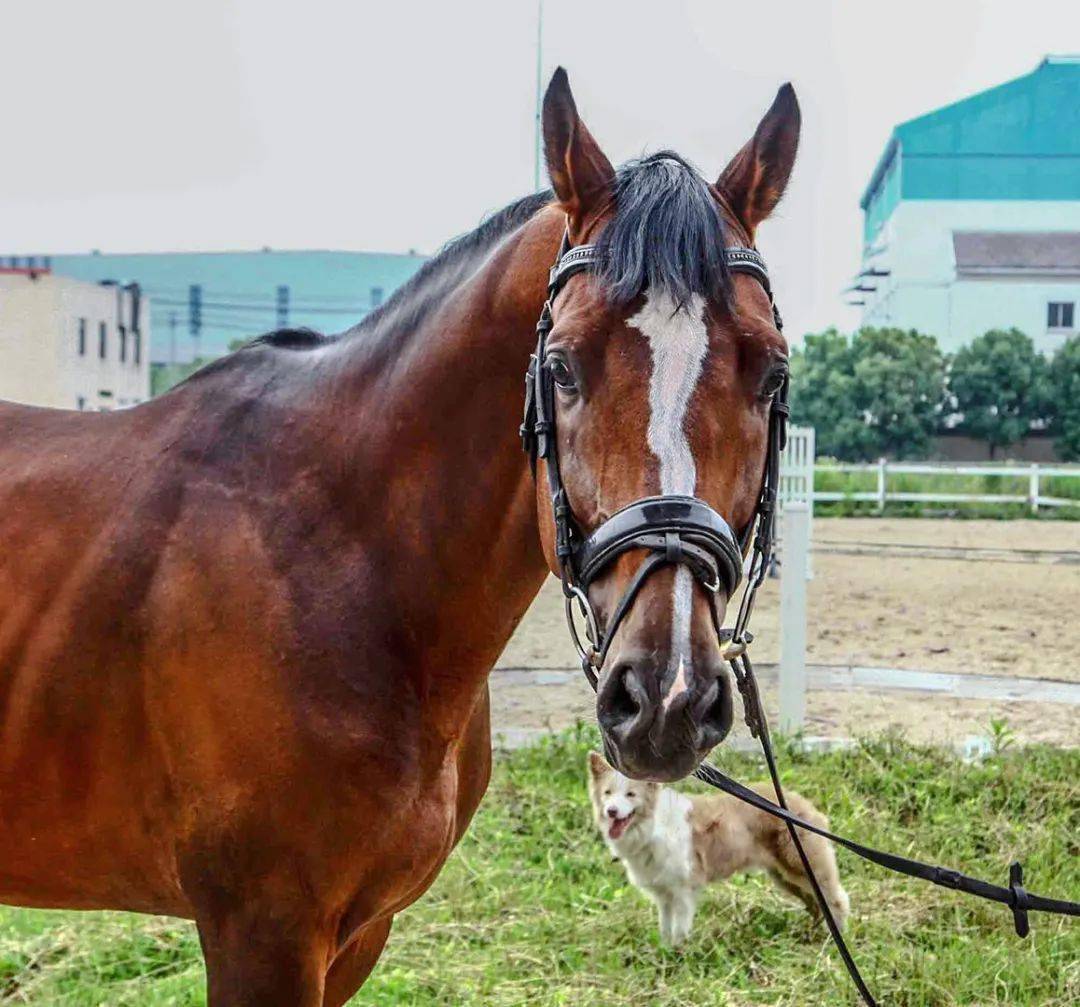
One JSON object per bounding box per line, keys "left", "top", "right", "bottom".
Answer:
{"left": 860, "top": 200, "right": 1080, "bottom": 353}
{"left": 0, "top": 273, "right": 151, "bottom": 410}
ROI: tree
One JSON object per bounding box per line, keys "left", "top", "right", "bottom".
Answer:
{"left": 1049, "top": 336, "right": 1080, "bottom": 461}
{"left": 948, "top": 328, "right": 1048, "bottom": 458}
{"left": 150, "top": 359, "right": 210, "bottom": 397}
{"left": 790, "top": 327, "right": 947, "bottom": 460}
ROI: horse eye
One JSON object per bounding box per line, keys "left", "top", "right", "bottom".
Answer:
{"left": 761, "top": 368, "right": 787, "bottom": 399}
{"left": 548, "top": 356, "right": 575, "bottom": 389}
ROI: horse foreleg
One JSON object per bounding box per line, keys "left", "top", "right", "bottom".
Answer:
{"left": 322, "top": 916, "right": 394, "bottom": 1007}
{"left": 197, "top": 911, "right": 331, "bottom": 1007}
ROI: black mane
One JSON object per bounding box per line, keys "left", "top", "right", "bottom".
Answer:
{"left": 354, "top": 190, "right": 554, "bottom": 338}
{"left": 250, "top": 326, "right": 328, "bottom": 350}
{"left": 597, "top": 151, "right": 731, "bottom": 311}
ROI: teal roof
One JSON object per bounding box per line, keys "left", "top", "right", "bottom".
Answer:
{"left": 861, "top": 56, "right": 1080, "bottom": 241}
{"left": 4, "top": 248, "right": 426, "bottom": 362}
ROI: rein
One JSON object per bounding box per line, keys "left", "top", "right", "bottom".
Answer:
{"left": 520, "top": 227, "right": 1079, "bottom": 1006}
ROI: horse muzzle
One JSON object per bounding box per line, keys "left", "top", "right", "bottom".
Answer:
{"left": 596, "top": 641, "right": 734, "bottom": 782}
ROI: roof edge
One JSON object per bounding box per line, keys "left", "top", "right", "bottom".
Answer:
{"left": 859, "top": 135, "right": 899, "bottom": 210}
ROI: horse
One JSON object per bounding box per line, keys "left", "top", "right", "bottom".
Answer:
{"left": 0, "top": 69, "right": 799, "bottom": 1004}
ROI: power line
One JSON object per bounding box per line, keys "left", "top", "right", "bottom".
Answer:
{"left": 141, "top": 285, "right": 387, "bottom": 305}
{"left": 149, "top": 297, "right": 373, "bottom": 315}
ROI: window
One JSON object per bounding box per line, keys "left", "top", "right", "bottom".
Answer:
{"left": 78, "top": 318, "right": 86, "bottom": 356}
{"left": 133, "top": 331, "right": 141, "bottom": 365}
{"left": 119, "top": 324, "right": 127, "bottom": 362}
{"left": 370, "top": 286, "right": 384, "bottom": 307}
{"left": 1048, "top": 302, "right": 1075, "bottom": 329}
{"left": 98, "top": 321, "right": 107, "bottom": 359}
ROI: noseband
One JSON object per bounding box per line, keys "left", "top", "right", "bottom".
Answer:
{"left": 521, "top": 227, "right": 789, "bottom": 688}
{"left": 519, "top": 225, "right": 1078, "bottom": 1007}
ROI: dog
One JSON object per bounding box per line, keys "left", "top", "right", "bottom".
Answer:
{"left": 587, "top": 751, "right": 849, "bottom": 946}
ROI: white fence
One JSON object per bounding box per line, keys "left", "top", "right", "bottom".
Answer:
{"left": 779, "top": 502, "right": 809, "bottom": 733}
{"left": 814, "top": 460, "right": 1080, "bottom": 513}
{"left": 777, "top": 425, "right": 816, "bottom": 577}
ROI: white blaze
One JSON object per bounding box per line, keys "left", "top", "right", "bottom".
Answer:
{"left": 627, "top": 291, "right": 709, "bottom": 705}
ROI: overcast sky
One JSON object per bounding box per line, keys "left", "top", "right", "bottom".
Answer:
{"left": 2, "top": 0, "right": 1078, "bottom": 338}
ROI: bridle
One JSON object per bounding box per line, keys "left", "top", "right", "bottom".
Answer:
{"left": 521, "top": 225, "right": 1078, "bottom": 1006}
{"left": 521, "top": 227, "right": 788, "bottom": 694}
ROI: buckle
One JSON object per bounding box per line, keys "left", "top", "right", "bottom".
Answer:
{"left": 933, "top": 867, "right": 962, "bottom": 890}
{"left": 1008, "top": 862, "right": 1031, "bottom": 938}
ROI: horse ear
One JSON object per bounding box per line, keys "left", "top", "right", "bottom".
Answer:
{"left": 717, "top": 83, "right": 800, "bottom": 239}
{"left": 543, "top": 68, "right": 615, "bottom": 231}
{"left": 587, "top": 751, "right": 609, "bottom": 778}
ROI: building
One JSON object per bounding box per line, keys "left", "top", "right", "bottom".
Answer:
{"left": 0, "top": 268, "right": 149, "bottom": 411}
{"left": 855, "top": 56, "right": 1080, "bottom": 354}
{"left": 0, "top": 249, "right": 427, "bottom": 365}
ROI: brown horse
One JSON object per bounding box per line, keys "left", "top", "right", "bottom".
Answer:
{"left": 0, "top": 70, "right": 798, "bottom": 1004}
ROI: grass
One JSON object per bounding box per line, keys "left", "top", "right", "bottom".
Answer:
{"left": 814, "top": 466, "right": 1080, "bottom": 519}
{"left": 1, "top": 726, "right": 1077, "bottom": 1005}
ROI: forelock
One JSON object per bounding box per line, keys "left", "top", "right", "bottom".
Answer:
{"left": 595, "top": 152, "right": 732, "bottom": 312}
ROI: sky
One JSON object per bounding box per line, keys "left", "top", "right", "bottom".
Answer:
{"left": 2, "top": 0, "right": 1078, "bottom": 339}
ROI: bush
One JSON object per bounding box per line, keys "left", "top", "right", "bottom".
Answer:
{"left": 949, "top": 329, "right": 1050, "bottom": 458}
{"left": 1049, "top": 336, "right": 1080, "bottom": 461}
{"left": 791, "top": 327, "right": 947, "bottom": 460}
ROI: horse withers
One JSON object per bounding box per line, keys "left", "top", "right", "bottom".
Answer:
{"left": 0, "top": 69, "right": 798, "bottom": 1004}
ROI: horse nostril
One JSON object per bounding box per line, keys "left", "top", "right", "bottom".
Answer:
{"left": 604, "top": 661, "right": 642, "bottom": 723}
{"left": 697, "top": 673, "right": 733, "bottom": 743}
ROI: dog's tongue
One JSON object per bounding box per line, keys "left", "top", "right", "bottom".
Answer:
{"left": 609, "top": 815, "right": 632, "bottom": 840}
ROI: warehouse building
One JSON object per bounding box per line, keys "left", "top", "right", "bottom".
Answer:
{"left": 855, "top": 56, "right": 1080, "bottom": 353}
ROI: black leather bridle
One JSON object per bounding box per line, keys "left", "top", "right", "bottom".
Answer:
{"left": 521, "top": 227, "right": 788, "bottom": 690}
{"left": 521, "top": 226, "right": 1078, "bottom": 1006}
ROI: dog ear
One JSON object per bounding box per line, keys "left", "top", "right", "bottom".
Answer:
{"left": 587, "top": 751, "right": 609, "bottom": 778}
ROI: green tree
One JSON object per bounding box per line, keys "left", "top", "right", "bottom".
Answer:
{"left": 948, "top": 328, "right": 1048, "bottom": 458}
{"left": 150, "top": 359, "right": 209, "bottom": 397}
{"left": 1049, "top": 336, "right": 1080, "bottom": 461}
{"left": 790, "top": 327, "right": 947, "bottom": 460}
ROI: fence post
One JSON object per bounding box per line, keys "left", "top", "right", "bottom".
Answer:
{"left": 1029, "top": 464, "right": 1040, "bottom": 515}
{"left": 779, "top": 502, "right": 808, "bottom": 735}
{"left": 876, "top": 457, "right": 887, "bottom": 513}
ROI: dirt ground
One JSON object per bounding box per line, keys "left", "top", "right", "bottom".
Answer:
{"left": 493, "top": 518, "right": 1080, "bottom": 746}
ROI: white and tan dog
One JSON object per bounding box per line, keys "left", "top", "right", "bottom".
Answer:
{"left": 587, "top": 751, "right": 849, "bottom": 946}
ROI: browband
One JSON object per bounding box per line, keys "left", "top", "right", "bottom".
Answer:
{"left": 547, "top": 242, "right": 781, "bottom": 328}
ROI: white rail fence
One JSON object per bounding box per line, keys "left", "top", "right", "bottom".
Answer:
{"left": 775, "top": 447, "right": 1080, "bottom": 733}
{"left": 815, "top": 461, "right": 1080, "bottom": 513}
{"left": 777, "top": 425, "right": 816, "bottom": 578}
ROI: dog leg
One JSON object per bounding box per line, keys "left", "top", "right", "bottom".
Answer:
{"left": 655, "top": 893, "right": 677, "bottom": 946}
{"left": 670, "top": 890, "right": 697, "bottom": 945}
{"left": 774, "top": 865, "right": 850, "bottom": 929}
{"left": 769, "top": 870, "right": 818, "bottom": 915}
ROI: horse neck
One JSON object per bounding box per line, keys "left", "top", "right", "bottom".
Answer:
{"left": 319, "top": 214, "right": 562, "bottom": 733}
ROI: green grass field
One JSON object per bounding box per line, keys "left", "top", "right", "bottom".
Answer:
{"left": 2, "top": 727, "right": 1077, "bottom": 1005}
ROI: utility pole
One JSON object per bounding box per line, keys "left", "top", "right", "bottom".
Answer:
{"left": 188, "top": 284, "right": 202, "bottom": 363}
{"left": 276, "top": 285, "right": 290, "bottom": 329}
{"left": 533, "top": 0, "right": 544, "bottom": 191}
